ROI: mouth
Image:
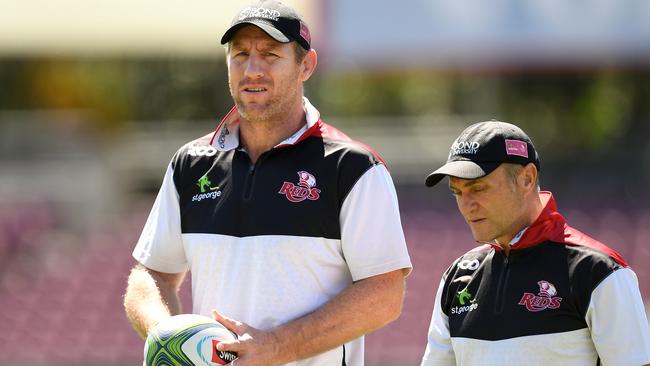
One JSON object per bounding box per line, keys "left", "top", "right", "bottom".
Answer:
{"left": 242, "top": 86, "right": 268, "bottom": 93}
{"left": 468, "top": 218, "right": 486, "bottom": 224}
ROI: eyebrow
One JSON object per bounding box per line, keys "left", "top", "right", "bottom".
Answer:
{"left": 448, "top": 178, "right": 485, "bottom": 191}
{"left": 231, "top": 40, "right": 283, "bottom": 52}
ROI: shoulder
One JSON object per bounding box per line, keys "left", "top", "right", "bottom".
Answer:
{"left": 168, "top": 133, "right": 227, "bottom": 189}
{"left": 303, "top": 121, "right": 390, "bottom": 199}
{"left": 438, "top": 247, "right": 492, "bottom": 309}
{"left": 171, "top": 133, "right": 215, "bottom": 165}
{"left": 561, "top": 225, "right": 628, "bottom": 268}
{"left": 169, "top": 132, "right": 222, "bottom": 170}
{"left": 556, "top": 225, "right": 629, "bottom": 291}
{"left": 311, "top": 121, "right": 385, "bottom": 167}
{"left": 443, "top": 246, "right": 492, "bottom": 280}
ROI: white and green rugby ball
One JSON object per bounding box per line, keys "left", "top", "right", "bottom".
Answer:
{"left": 144, "top": 314, "right": 238, "bottom": 366}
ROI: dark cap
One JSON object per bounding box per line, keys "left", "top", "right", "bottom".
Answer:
{"left": 425, "top": 121, "right": 540, "bottom": 187}
{"left": 220, "top": 0, "right": 311, "bottom": 50}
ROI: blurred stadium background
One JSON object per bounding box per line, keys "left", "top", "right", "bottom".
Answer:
{"left": 2, "top": 0, "right": 650, "bottom": 365}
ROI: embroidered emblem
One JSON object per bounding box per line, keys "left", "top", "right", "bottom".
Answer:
{"left": 278, "top": 171, "right": 321, "bottom": 203}
{"left": 518, "top": 280, "right": 562, "bottom": 312}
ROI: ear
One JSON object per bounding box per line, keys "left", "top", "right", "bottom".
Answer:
{"left": 520, "top": 163, "right": 538, "bottom": 193}
{"left": 300, "top": 49, "right": 318, "bottom": 82}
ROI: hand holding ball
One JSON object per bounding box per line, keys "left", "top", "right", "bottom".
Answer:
{"left": 144, "top": 314, "right": 238, "bottom": 365}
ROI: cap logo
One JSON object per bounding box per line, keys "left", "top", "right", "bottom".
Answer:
{"left": 299, "top": 20, "right": 311, "bottom": 43}
{"left": 239, "top": 7, "right": 281, "bottom": 21}
{"left": 450, "top": 141, "right": 480, "bottom": 156}
{"left": 505, "top": 139, "right": 528, "bottom": 158}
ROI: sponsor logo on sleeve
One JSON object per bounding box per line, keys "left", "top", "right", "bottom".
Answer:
{"left": 188, "top": 144, "right": 217, "bottom": 157}
{"left": 457, "top": 259, "right": 480, "bottom": 271}
{"left": 518, "top": 280, "right": 562, "bottom": 312}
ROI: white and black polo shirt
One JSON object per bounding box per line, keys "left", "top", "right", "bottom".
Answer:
{"left": 421, "top": 192, "right": 650, "bottom": 366}
{"left": 133, "top": 98, "right": 412, "bottom": 366}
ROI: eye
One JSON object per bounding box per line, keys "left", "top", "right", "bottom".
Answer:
{"left": 471, "top": 185, "right": 486, "bottom": 193}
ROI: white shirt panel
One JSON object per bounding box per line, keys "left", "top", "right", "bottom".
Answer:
{"left": 449, "top": 329, "right": 597, "bottom": 366}
{"left": 132, "top": 163, "right": 187, "bottom": 273}
{"left": 339, "top": 164, "right": 412, "bottom": 281}
{"left": 586, "top": 267, "right": 650, "bottom": 366}
{"left": 183, "top": 233, "right": 359, "bottom": 366}
{"left": 421, "top": 278, "right": 456, "bottom": 366}
{"left": 185, "top": 233, "right": 350, "bottom": 326}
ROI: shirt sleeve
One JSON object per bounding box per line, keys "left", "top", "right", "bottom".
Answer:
{"left": 421, "top": 278, "right": 456, "bottom": 366}
{"left": 585, "top": 267, "right": 650, "bottom": 366}
{"left": 339, "top": 163, "right": 412, "bottom": 281}
{"left": 132, "top": 162, "right": 188, "bottom": 273}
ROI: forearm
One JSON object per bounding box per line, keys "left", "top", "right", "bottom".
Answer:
{"left": 123, "top": 265, "right": 184, "bottom": 339}
{"left": 271, "top": 269, "right": 407, "bottom": 363}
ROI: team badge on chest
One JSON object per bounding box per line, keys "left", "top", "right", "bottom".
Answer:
{"left": 518, "top": 280, "right": 563, "bottom": 312}
{"left": 278, "top": 171, "right": 321, "bottom": 202}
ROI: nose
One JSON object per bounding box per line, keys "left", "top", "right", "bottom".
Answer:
{"left": 457, "top": 194, "right": 478, "bottom": 216}
{"left": 243, "top": 54, "right": 264, "bottom": 79}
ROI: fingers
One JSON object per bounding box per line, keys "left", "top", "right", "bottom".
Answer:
{"left": 211, "top": 309, "right": 248, "bottom": 353}
{"left": 218, "top": 338, "right": 244, "bottom": 354}
{"left": 212, "top": 309, "right": 245, "bottom": 333}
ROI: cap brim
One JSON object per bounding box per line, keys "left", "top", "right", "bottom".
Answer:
{"left": 220, "top": 21, "right": 290, "bottom": 45}
{"left": 424, "top": 161, "right": 501, "bottom": 187}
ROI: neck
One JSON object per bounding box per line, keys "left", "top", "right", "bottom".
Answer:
{"left": 495, "top": 191, "right": 544, "bottom": 255}
{"left": 239, "top": 98, "right": 306, "bottom": 163}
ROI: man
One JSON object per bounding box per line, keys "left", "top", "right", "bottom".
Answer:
{"left": 420, "top": 121, "right": 650, "bottom": 366}
{"left": 123, "top": 1, "right": 412, "bottom": 365}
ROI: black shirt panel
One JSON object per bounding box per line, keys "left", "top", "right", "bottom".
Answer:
{"left": 322, "top": 139, "right": 382, "bottom": 208}
{"left": 171, "top": 134, "right": 380, "bottom": 239}
{"left": 442, "top": 241, "right": 623, "bottom": 341}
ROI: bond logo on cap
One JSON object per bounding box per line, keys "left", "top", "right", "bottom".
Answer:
{"left": 450, "top": 141, "right": 480, "bottom": 156}
{"left": 505, "top": 139, "right": 528, "bottom": 158}
{"left": 239, "top": 7, "right": 281, "bottom": 21}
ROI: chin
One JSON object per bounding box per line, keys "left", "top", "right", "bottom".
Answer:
{"left": 470, "top": 231, "right": 494, "bottom": 243}
{"left": 238, "top": 105, "right": 270, "bottom": 121}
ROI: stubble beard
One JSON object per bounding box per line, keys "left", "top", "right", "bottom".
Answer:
{"left": 230, "top": 77, "right": 301, "bottom": 126}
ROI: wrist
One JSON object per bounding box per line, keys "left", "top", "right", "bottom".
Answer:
{"left": 267, "top": 329, "right": 293, "bottom": 365}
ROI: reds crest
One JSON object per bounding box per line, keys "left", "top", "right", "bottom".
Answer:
{"left": 518, "top": 280, "right": 562, "bottom": 312}
{"left": 278, "top": 171, "right": 321, "bottom": 202}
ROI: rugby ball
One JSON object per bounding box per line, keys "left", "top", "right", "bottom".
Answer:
{"left": 144, "top": 314, "right": 238, "bottom": 366}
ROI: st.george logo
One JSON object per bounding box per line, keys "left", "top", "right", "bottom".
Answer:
{"left": 450, "top": 286, "right": 479, "bottom": 315}
{"left": 192, "top": 174, "right": 222, "bottom": 202}
{"left": 518, "top": 280, "right": 563, "bottom": 312}
{"left": 278, "top": 171, "right": 321, "bottom": 203}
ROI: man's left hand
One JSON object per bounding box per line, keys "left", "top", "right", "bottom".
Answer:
{"left": 211, "top": 309, "right": 286, "bottom": 366}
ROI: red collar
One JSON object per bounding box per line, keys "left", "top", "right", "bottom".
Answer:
{"left": 477, "top": 192, "right": 628, "bottom": 267}
{"left": 478, "top": 192, "right": 566, "bottom": 253}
